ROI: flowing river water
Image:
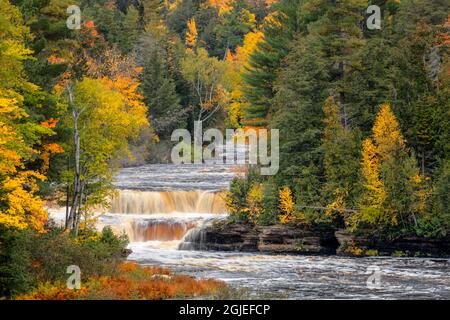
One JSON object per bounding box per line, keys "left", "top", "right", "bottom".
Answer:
{"left": 50, "top": 162, "right": 450, "bottom": 299}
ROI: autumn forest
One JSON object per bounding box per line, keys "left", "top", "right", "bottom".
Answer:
{"left": 0, "top": 0, "right": 449, "bottom": 300}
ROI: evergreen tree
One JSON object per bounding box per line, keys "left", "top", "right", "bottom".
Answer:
{"left": 321, "top": 97, "right": 361, "bottom": 216}
{"left": 242, "top": 0, "right": 306, "bottom": 125}
{"left": 141, "top": 49, "right": 186, "bottom": 138}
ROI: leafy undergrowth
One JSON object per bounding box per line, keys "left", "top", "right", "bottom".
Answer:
{"left": 16, "top": 262, "right": 226, "bottom": 300}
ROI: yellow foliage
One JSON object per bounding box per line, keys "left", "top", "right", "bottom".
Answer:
{"left": 99, "top": 76, "right": 148, "bottom": 128}
{"left": 0, "top": 91, "right": 49, "bottom": 231}
{"left": 227, "top": 31, "right": 264, "bottom": 127}
{"left": 361, "top": 139, "right": 385, "bottom": 201}
{"left": 353, "top": 104, "right": 418, "bottom": 230}
{"left": 0, "top": 171, "right": 47, "bottom": 232}
{"left": 245, "top": 183, "right": 264, "bottom": 224}
{"left": 185, "top": 18, "right": 198, "bottom": 48}
{"left": 279, "top": 186, "right": 294, "bottom": 217}
{"left": 326, "top": 188, "right": 348, "bottom": 217}
{"left": 372, "top": 104, "right": 405, "bottom": 160}
{"left": 278, "top": 186, "right": 304, "bottom": 225}
{"left": 208, "top": 0, "right": 233, "bottom": 16}
{"left": 354, "top": 138, "right": 389, "bottom": 226}
{"left": 0, "top": 0, "right": 51, "bottom": 232}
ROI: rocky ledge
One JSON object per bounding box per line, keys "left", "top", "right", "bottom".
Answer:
{"left": 180, "top": 221, "right": 450, "bottom": 257}
{"left": 180, "top": 222, "right": 338, "bottom": 254}
{"left": 335, "top": 230, "right": 450, "bottom": 257}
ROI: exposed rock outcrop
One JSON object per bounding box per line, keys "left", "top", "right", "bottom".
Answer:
{"left": 335, "top": 230, "right": 450, "bottom": 257}
{"left": 180, "top": 222, "right": 338, "bottom": 254}
{"left": 180, "top": 221, "right": 450, "bottom": 257}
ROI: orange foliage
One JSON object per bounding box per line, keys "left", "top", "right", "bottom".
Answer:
{"left": 47, "top": 55, "right": 65, "bottom": 65}
{"left": 17, "top": 262, "right": 226, "bottom": 300}
{"left": 437, "top": 14, "right": 450, "bottom": 46}
{"left": 81, "top": 20, "right": 99, "bottom": 47}
{"left": 40, "top": 143, "right": 64, "bottom": 172}
{"left": 40, "top": 118, "right": 58, "bottom": 129}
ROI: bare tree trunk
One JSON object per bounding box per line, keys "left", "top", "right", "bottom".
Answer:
{"left": 74, "top": 182, "right": 86, "bottom": 236}
{"left": 66, "top": 84, "right": 83, "bottom": 233}
{"left": 420, "top": 147, "right": 426, "bottom": 176}
{"left": 338, "top": 62, "right": 348, "bottom": 129}
{"left": 65, "top": 167, "right": 70, "bottom": 228}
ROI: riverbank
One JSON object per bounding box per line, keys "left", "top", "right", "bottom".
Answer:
{"left": 181, "top": 221, "right": 450, "bottom": 258}
{"left": 16, "top": 262, "right": 229, "bottom": 300}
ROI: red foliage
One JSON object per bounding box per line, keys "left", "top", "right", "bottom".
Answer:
{"left": 17, "top": 262, "right": 226, "bottom": 300}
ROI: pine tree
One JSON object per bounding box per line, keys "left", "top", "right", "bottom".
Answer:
{"left": 321, "top": 97, "right": 361, "bottom": 216}
{"left": 302, "top": 0, "right": 368, "bottom": 128}
{"left": 269, "top": 33, "right": 326, "bottom": 209}
{"left": 242, "top": 0, "right": 306, "bottom": 125}
{"left": 141, "top": 49, "right": 185, "bottom": 138}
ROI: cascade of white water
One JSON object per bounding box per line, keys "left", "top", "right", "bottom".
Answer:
{"left": 126, "top": 220, "right": 197, "bottom": 242}
{"left": 104, "top": 190, "right": 228, "bottom": 243}
{"left": 110, "top": 190, "right": 226, "bottom": 214}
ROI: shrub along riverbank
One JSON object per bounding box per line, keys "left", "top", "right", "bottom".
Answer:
{"left": 0, "top": 224, "right": 227, "bottom": 300}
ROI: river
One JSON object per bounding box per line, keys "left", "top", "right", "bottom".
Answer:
{"left": 50, "top": 162, "right": 450, "bottom": 299}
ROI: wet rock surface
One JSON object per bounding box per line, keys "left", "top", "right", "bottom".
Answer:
{"left": 183, "top": 222, "right": 450, "bottom": 257}
{"left": 335, "top": 230, "right": 450, "bottom": 257}
{"left": 183, "top": 222, "right": 338, "bottom": 254}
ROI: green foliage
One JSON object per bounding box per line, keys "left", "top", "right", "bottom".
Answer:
{"left": 364, "top": 249, "right": 379, "bottom": 257}
{"left": 225, "top": 169, "right": 260, "bottom": 222}
{"left": 321, "top": 97, "right": 361, "bottom": 216}
{"left": 212, "top": 0, "right": 256, "bottom": 57}
{"left": 242, "top": 0, "right": 306, "bottom": 124}
{"left": 141, "top": 47, "right": 186, "bottom": 138}
{"left": 235, "top": 0, "right": 449, "bottom": 239}
{"left": 415, "top": 159, "right": 450, "bottom": 238}
{"left": 0, "top": 224, "right": 128, "bottom": 298}
{"left": 85, "top": 4, "right": 139, "bottom": 53}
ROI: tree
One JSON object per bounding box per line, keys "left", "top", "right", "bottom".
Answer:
{"left": 321, "top": 97, "right": 360, "bottom": 218}
{"left": 352, "top": 104, "right": 424, "bottom": 235}
{"left": 63, "top": 78, "right": 148, "bottom": 234}
{"left": 180, "top": 48, "right": 231, "bottom": 129}
{"left": 0, "top": 0, "right": 54, "bottom": 232}
{"left": 213, "top": 0, "right": 256, "bottom": 57}
{"left": 185, "top": 18, "right": 198, "bottom": 48}
{"left": 242, "top": 0, "right": 305, "bottom": 125}
{"left": 141, "top": 48, "right": 186, "bottom": 138}
{"left": 227, "top": 30, "right": 264, "bottom": 127}
{"left": 278, "top": 186, "right": 294, "bottom": 224}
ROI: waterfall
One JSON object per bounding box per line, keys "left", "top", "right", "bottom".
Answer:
{"left": 178, "top": 227, "right": 207, "bottom": 250}
{"left": 100, "top": 189, "right": 229, "bottom": 243}
{"left": 178, "top": 216, "right": 224, "bottom": 250}
{"left": 127, "top": 220, "right": 197, "bottom": 242}
{"left": 110, "top": 190, "right": 227, "bottom": 214}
